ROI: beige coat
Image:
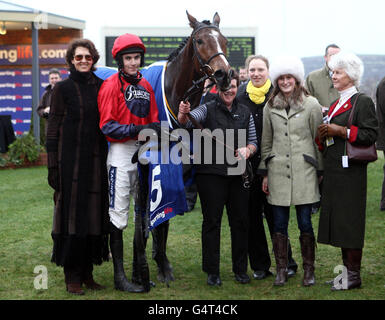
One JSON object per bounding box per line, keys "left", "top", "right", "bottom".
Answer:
{"left": 259, "top": 93, "right": 323, "bottom": 206}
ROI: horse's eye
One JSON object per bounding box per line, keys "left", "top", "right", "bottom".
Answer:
{"left": 196, "top": 39, "right": 203, "bottom": 45}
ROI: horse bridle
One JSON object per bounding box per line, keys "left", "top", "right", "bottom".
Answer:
{"left": 191, "top": 24, "right": 227, "bottom": 77}
{"left": 182, "top": 24, "right": 227, "bottom": 102}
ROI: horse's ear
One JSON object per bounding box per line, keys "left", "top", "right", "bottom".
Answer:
{"left": 213, "top": 12, "right": 220, "bottom": 27}
{"left": 186, "top": 10, "right": 198, "bottom": 29}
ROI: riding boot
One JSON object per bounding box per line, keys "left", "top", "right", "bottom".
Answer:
{"left": 109, "top": 222, "right": 145, "bottom": 292}
{"left": 64, "top": 266, "right": 84, "bottom": 295}
{"left": 299, "top": 233, "right": 316, "bottom": 287}
{"left": 287, "top": 240, "right": 298, "bottom": 278}
{"left": 152, "top": 220, "right": 175, "bottom": 283}
{"left": 332, "top": 248, "right": 362, "bottom": 290}
{"left": 272, "top": 233, "right": 288, "bottom": 286}
{"left": 346, "top": 248, "right": 362, "bottom": 289}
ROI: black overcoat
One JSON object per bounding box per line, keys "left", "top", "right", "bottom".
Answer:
{"left": 46, "top": 70, "right": 109, "bottom": 267}
{"left": 317, "top": 93, "right": 378, "bottom": 248}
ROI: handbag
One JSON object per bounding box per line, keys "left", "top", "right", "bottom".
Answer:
{"left": 345, "top": 93, "right": 377, "bottom": 164}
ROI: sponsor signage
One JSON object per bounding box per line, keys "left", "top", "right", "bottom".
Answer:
{"left": 0, "top": 68, "right": 68, "bottom": 135}
{"left": 0, "top": 44, "right": 67, "bottom": 65}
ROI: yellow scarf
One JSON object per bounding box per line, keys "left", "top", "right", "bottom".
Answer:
{"left": 246, "top": 79, "right": 271, "bottom": 105}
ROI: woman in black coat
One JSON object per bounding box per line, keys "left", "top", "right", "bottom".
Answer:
{"left": 236, "top": 55, "right": 298, "bottom": 280}
{"left": 178, "top": 70, "right": 257, "bottom": 286}
{"left": 46, "top": 39, "right": 109, "bottom": 295}
{"left": 317, "top": 51, "right": 378, "bottom": 290}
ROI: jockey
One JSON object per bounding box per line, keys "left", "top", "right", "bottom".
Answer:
{"left": 98, "top": 33, "right": 160, "bottom": 292}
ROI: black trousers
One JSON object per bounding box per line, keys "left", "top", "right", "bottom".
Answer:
{"left": 196, "top": 174, "right": 249, "bottom": 275}
{"left": 248, "top": 176, "right": 272, "bottom": 271}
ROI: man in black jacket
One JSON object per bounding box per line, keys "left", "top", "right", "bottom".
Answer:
{"left": 36, "top": 68, "right": 62, "bottom": 145}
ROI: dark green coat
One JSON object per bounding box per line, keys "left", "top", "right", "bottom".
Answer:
{"left": 317, "top": 93, "right": 378, "bottom": 248}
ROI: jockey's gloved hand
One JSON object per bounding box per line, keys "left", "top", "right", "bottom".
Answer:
{"left": 133, "top": 122, "right": 161, "bottom": 137}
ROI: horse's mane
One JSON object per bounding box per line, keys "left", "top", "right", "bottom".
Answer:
{"left": 167, "top": 20, "right": 213, "bottom": 62}
{"left": 167, "top": 37, "right": 190, "bottom": 62}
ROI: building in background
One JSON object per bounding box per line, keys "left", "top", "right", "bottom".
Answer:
{"left": 0, "top": 0, "right": 85, "bottom": 139}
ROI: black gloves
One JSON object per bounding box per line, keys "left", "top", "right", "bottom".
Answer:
{"left": 131, "top": 122, "right": 161, "bottom": 137}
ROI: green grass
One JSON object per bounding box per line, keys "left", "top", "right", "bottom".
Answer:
{"left": 0, "top": 158, "right": 385, "bottom": 300}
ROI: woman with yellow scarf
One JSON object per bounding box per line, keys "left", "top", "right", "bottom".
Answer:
{"left": 236, "top": 55, "right": 298, "bottom": 281}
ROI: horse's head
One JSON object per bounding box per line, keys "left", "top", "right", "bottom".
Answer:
{"left": 187, "top": 11, "right": 232, "bottom": 91}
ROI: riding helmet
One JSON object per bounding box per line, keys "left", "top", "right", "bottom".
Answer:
{"left": 112, "top": 33, "right": 146, "bottom": 67}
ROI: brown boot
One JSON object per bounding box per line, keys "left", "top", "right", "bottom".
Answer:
{"left": 272, "top": 233, "right": 288, "bottom": 286}
{"left": 299, "top": 233, "right": 315, "bottom": 287}
{"left": 66, "top": 283, "right": 85, "bottom": 295}
{"left": 332, "top": 248, "right": 362, "bottom": 291}
{"left": 345, "top": 248, "right": 362, "bottom": 289}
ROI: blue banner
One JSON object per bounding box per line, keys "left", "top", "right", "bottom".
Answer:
{"left": 0, "top": 68, "right": 68, "bottom": 135}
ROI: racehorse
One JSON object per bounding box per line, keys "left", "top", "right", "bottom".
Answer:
{"left": 97, "top": 11, "right": 232, "bottom": 290}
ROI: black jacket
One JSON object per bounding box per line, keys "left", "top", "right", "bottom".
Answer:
{"left": 194, "top": 95, "right": 251, "bottom": 176}
{"left": 236, "top": 81, "right": 274, "bottom": 171}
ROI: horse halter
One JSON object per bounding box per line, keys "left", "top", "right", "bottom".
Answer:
{"left": 191, "top": 24, "right": 227, "bottom": 78}
{"left": 182, "top": 24, "right": 228, "bottom": 102}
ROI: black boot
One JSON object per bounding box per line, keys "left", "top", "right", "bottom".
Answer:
{"left": 109, "top": 222, "right": 145, "bottom": 292}
{"left": 152, "top": 220, "right": 174, "bottom": 283}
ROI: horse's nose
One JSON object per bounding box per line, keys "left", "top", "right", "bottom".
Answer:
{"left": 214, "top": 69, "right": 231, "bottom": 91}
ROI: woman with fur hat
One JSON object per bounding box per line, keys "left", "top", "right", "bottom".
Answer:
{"left": 317, "top": 52, "right": 378, "bottom": 290}
{"left": 258, "top": 55, "right": 323, "bottom": 287}
{"left": 236, "top": 55, "right": 299, "bottom": 281}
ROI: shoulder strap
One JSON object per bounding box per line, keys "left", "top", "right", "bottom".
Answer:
{"left": 347, "top": 93, "right": 362, "bottom": 128}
